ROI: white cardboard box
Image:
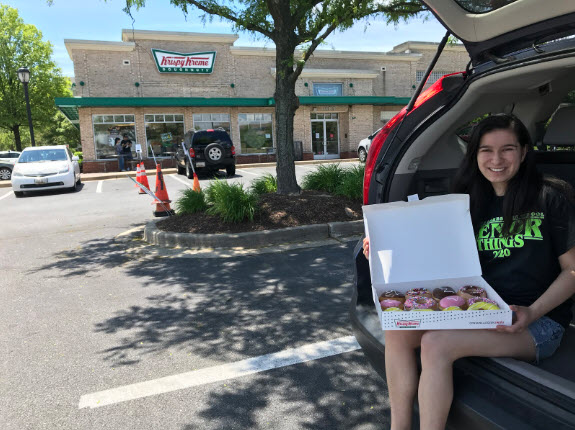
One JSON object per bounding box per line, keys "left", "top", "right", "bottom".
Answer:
{"left": 363, "top": 194, "right": 512, "bottom": 330}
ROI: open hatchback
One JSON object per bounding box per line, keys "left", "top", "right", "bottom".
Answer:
{"left": 351, "top": 1, "right": 575, "bottom": 428}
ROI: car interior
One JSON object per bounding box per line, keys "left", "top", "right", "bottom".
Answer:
{"left": 382, "top": 54, "right": 575, "bottom": 393}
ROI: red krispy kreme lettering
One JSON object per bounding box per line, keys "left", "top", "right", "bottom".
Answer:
{"left": 396, "top": 320, "right": 421, "bottom": 328}
{"left": 160, "top": 56, "right": 210, "bottom": 68}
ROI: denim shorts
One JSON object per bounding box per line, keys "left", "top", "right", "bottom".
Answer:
{"left": 527, "top": 316, "right": 565, "bottom": 364}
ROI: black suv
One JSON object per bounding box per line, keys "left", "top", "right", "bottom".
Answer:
{"left": 175, "top": 129, "right": 236, "bottom": 178}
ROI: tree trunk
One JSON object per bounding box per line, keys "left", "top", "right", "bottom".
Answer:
{"left": 274, "top": 48, "right": 300, "bottom": 195}
{"left": 12, "top": 125, "right": 22, "bottom": 152}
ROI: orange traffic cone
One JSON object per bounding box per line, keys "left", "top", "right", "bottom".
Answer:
{"left": 135, "top": 163, "right": 142, "bottom": 189}
{"left": 140, "top": 163, "right": 150, "bottom": 194}
{"left": 192, "top": 174, "right": 201, "bottom": 192}
{"left": 153, "top": 164, "right": 175, "bottom": 217}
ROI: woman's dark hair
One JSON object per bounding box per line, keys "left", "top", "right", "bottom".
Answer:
{"left": 115, "top": 137, "right": 121, "bottom": 143}
{"left": 451, "top": 113, "right": 543, "bottom": 235}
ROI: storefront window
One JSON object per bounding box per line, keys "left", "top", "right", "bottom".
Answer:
{"left": 238, "top": 113, "right": 274, "bottom": 154}
{"left": 93, "top": 114, "right": 136, "bottom": 160}
{"left": 144, "top": 114, "right": 185, "bottom": 158}
{"left": 193, "top": 113, "right": 231, "bottom": 132}
{"left": 313, "top": 83, "right": 343, "bottom": 97}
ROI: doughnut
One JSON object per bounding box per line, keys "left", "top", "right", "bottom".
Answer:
{"left": 432, "top": 287, "right": 456, "bottom": 302}
{"left": 384, "top": 307, "right": 403, "bottom": 312}
{"left": 439, "top": 295, "right": 467, "bottom": 310}
{"left": 468, "top": 301, "right": 500, "bottom": 311}
{"left": 468, "top": 297, "right": 498, "bottom": 308}
{"left": 405, "top": 288, "right": 431, "bottom": 299}
{"left": 442, "top": 306, "right": 463, "bottom": 311}
{"left": 458, "top": 285, "right": 486, "bottom": 301}
{"left": 412, "top": 309, "right": 434, "bottom": 311}
{"left": 380, "top": 299, "right": 404, "bottom": 311}
{"left": 404, "top": 296, "right": 437, "bottom": 311}
{"left": 378, "top": 290, "right": 405, "bottom": 303}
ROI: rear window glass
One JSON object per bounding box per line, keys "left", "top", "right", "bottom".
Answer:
{"left": 19, "top": 149, "right": 68, "bottom": 163}
{"left": 454, "top": 0, "right": 517, "bottom": 13}
{"left": 193, "top": 131, "right": 231, "bottom": 146}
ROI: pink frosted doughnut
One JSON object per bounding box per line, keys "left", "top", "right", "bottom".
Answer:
{"left": 468, "top": 297, "right": 498, "bottom": 307}
{"left": 405, "top": 296, "right": 437, "bottom": 311}
{"left": 380, "top": 299, "right": 404, "bottom": 310}
{"left": 439, "top": 295, "right": 466, "bottom": 310}
{"left": 405, "top": 288, "right": 431, "bottom": 298}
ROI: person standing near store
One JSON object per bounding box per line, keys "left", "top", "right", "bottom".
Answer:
{"left": 121, "top": 134, "right": 133, "bottom": 171}
{"left": 114, "top": 137, "right": 124, "bottom": 171}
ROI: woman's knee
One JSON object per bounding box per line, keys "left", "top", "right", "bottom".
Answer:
{"left": 420, "top": 331, "right": 456, "bottom": 365}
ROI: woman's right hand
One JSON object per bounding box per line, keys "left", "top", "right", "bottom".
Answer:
{"left": 363, "top": 237, "right": 370, "bottom": 259}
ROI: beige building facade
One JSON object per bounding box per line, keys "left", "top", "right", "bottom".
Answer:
{"left": 57, "top": 30, "right": 469, "bottom": 173}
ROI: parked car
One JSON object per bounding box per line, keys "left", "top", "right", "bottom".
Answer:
{"left": 174, "top": 128, "right": 236, "bottom": 178}
{"left": 357, "top": 128, "right": 382, "bottom": 163}
{"left": 352, "top": 1, "right": 575, "bottom": 429}
{"left": 11, "top": 145, "right": 81, "bottom": 197}
{"left": 0, "top": 150, "right": 21, "bottom": 165}
{"left": 0, "top": 161, "right": 14, "bottom": 180}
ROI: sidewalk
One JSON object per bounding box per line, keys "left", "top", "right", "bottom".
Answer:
{"left": 0, "top": 158, "right": 358, "bottom": 188}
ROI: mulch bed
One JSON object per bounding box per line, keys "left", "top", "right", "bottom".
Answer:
{"left": 156, "top": 190, "right": 363, "bottom": 234}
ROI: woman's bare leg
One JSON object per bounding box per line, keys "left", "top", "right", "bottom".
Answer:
{"left": 418, "top": 329, "right": 536, "bottom": 430}
{"left": 384, "top": 330, "right": 425, "bottom": 430}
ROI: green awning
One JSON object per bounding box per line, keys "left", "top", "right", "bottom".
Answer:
{"left": 55, "top": 96, "right": 409, "bottom": 123}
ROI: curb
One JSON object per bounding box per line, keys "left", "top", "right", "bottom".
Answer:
{"left": 144, "top": 219, "right": 364, "bottom": 249}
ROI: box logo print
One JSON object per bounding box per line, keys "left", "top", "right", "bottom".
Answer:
{"left": 396, "top": 320, "right": 421, "bottom": 328}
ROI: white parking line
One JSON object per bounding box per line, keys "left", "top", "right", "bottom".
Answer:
{"left": 78, "top": 335, "right": 360, "bottom": 409}
{"left": 96, "top": 181, "right": 103, "bottom": 193}
{"left": 168, "top": 174, "right": 191, "bottom": 187}
{"left": 0, "top": 190, "right": 13, "bottom": 201}
{"left": 236, "top": 168, "right": 261, "bottom": 177}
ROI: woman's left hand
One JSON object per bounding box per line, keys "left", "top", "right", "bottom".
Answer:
{"left": 495, "top": 305, "right": 536, "bottom": 333}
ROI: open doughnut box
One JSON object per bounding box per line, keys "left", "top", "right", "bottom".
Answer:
{"left": 363, "top": 194, "right": 512, "bottom": 330}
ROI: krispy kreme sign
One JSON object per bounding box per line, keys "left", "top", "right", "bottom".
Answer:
{"left": 152, "top": 49, "right": 216, "bottom": 74}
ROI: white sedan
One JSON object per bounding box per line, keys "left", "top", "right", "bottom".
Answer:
{"left": 11, "top": 145, "right": 81, "bottom": 197}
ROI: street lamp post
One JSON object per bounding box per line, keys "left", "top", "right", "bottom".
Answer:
{"left": 17, "top": 67, "right": 35, "bottom": 147}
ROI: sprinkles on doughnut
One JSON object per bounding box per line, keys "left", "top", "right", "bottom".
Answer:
{"left": 404, "top": 296, "right": 437, "bottom": 311}
{"left": 405, "top": 288, "right": 431, "bottom": 298}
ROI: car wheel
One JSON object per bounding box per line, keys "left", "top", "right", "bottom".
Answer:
{"left": 0, "top": 167, "right": 12, "bottom": 180}
{"left": 14, "top": 191, "right": 24, "bottom": 198}
{"left": 204, "top": 143, "right": 224, "bottom": 164}
{"left": 177, "top": 163, "right": 185, "bottom": 175}
{"left": 185, "top": 162, "right": 194, "bottom": 179}
{"left": 226, "top": 165, "right": 236, "bottom": 177}
{"left": 358, "top": 148, "right": 367, "bottom": 163}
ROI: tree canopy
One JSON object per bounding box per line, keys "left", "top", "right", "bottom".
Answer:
{"left": 122, "top": 0, "right": 428, "bottom": 193}
{"left": 0, "top": 5, "right": 72, "bottom": 151}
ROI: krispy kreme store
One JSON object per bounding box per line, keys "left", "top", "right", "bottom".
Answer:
{"left": 56, "top": 30, "right": 468, "bottom": 173}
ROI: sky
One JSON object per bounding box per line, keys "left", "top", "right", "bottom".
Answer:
{"left": 3, "top": 0, "right": 449, "bottom": 77}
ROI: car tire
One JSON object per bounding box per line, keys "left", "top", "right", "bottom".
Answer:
{"left": 177, "top": 163, "right": 185, "bottom": 175}
{"left": 185, "top": 162, "right": 194, "bottom": 179}
{"left": 358, "top": 148, "right": 367, "bottom": 163}
{"left": 204, "top": 143, "right": 224, "bottom": 164}
{"left": 226, "top": 165, "right": 236, "bottom": 177}
{"left": 0, "top": 167, "right": 12, "bottom": 180}
{"left": 14, "top": 191, "right": 24, "bottom": 198}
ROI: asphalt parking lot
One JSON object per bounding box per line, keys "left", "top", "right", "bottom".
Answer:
{"left": 0, "top": 161, "right": 392, "bottom": 430}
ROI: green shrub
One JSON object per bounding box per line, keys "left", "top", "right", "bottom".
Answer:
{"left": 175, "top": 188, "right": 208, "bottom": 215}
{"left": 205, "top": 180, "right": 258, "bottom": 223}
{"left": 251, "top": 173, "right": 277, "bottom": 195}
{"left": 301, "top": 163, "right": 344, "bottom": 194}
{"left": 73, "top": 151, "right": 83, "bottom": 165}
{"left": 336, "top": 164, "right": 365, "bottom": 200}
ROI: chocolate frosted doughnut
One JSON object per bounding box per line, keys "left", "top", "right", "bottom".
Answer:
{"left": 457, "top": 285, "right": 486, "bottom": 301}
{"left": 432, "top": 287, "right": 456, "bottom": 302}
{"left": 379, "top": 290, "right": 405, "bottom": 303}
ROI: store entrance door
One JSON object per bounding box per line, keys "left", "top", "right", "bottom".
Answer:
{"left": 311, "top": 113, "right": 339, "bottom": 160}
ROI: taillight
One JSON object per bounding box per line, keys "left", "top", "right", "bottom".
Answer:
{"left": 363, "top": 74, "right": 452, "bottom": 205}
{"left": 189, "top": 148, "right": 196, "bottom": 158}
{"left": 231, "top": 145, "right": 236, "bottom": 155}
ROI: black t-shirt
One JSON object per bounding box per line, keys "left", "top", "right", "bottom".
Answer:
{"left": 476, "top": 187, "right": 575, "bottom": 328}
{"left": 121, "top": 139, "right": 132, "bottom": 154}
